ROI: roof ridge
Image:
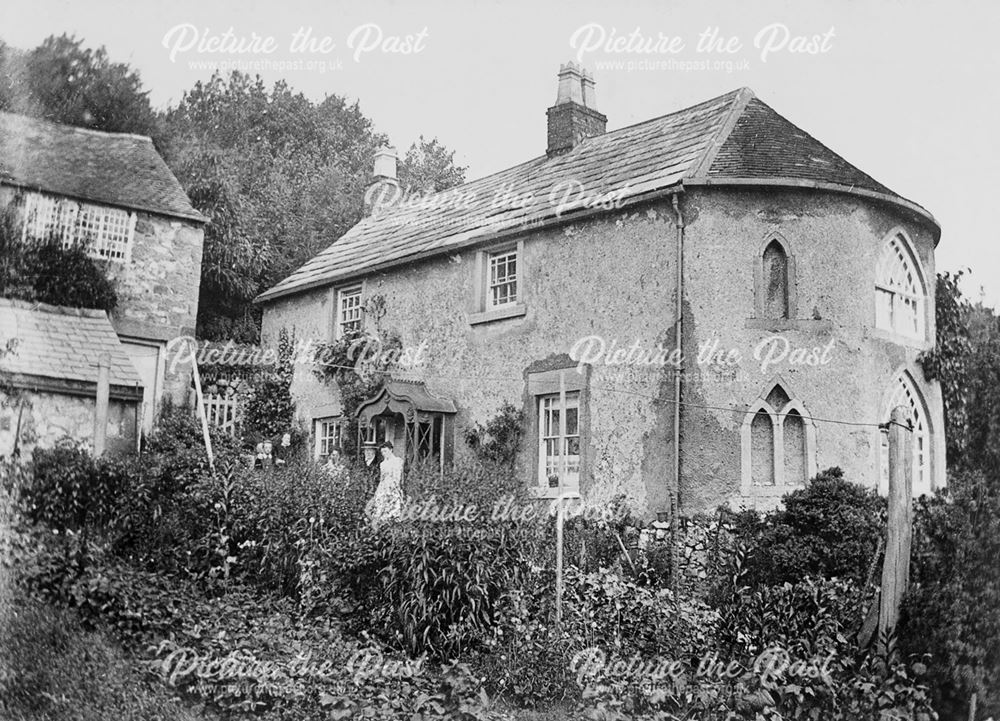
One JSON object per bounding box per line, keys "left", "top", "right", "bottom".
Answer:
{"left": 0, "top": 110, "right": 154, "bottom": 144}
{"left": 360, "top": 87, "right": 748, "bottom": 219}
{"left": 0, "top": 297, "right": 109, "bottom": 319}
{"left": 587, "top": 87, "right": 746, "bottom": 142}
{"left": 688, "top": 87, "right": 755, "bottom": 180}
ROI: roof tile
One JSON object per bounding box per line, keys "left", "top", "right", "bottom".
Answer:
{"left": 0, "top": 112, "right": 205, "bottom": 222}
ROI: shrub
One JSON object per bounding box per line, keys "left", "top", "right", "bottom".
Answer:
{"left": 0, "top": 593, "right": 204, "bottom": 721}
{"left": 734, "top": 467, "right": 885, "bottom": 588}
{"left": 0, "top": 205, "right": 118, "bottom": 312}
{"left": 901, "top": 466, "right": 1000, "bottom": 720}
{"left": 23, "top": 438, "right": 129, "bottom": 534}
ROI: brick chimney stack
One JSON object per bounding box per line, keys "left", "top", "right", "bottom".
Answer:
{"left": 546, "top": 62, "right": 607, "bottom": 157}
{"left": 364, "top": 146, "right": 400, "bottom": 216}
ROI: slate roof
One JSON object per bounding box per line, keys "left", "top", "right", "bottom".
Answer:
{"left": 257, "top": 87, "right": 937, "bottom": 304}
{"left": 0, "top": 111, "right": 205, "bottom": 222}
{"left": 0, "top": 298, "right": 144, "bottom": 394}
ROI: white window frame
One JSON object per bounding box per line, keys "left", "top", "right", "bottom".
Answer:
{"left": 470, "top": 240, "right": 527, "bottom": 325}
{"left": 879, "top": 372, "right": 932, "bottom": 497}
{"left": 314, "top": 417, "right": 343, "bottom": 460}
{"left": 488, "top": 248, "right": 518, "bottom": 308}
{"left": 875, "top": 230, "right": 927, "bottom": 342}
{"left": 21, "top": 191, "right": 136, "bottom": 263}
{"left": 537, "top": 390, "right": 581, "bottom": 492}
{"left": 335, "top": 285, "right": 363, "bottom": 339}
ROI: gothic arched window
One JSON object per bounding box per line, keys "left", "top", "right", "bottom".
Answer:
{"left": 879, "top": 371, "right": 933, "bottom": 496}
{"left": 762, "top": 240, "right": 789, "bottom": 319}
{"left": 875, "top": 231, "right": 927, "bottom": 340}
{"left": 742, "top": 382, "right": 816, "bottom": 493}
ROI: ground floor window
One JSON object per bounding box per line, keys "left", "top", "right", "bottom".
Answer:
{"left": 538, "top": 390, "right": 581, "bottom": 491}
{"left": 314, "top": 417, "right": 343, "bottom": 459}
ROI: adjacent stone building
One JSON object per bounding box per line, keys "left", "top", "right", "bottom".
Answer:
{"left": 0, "top": 112, "right": 206, "bottom": 447}
{"left": 257, "top": 64, "right": 945, "bottom": 515}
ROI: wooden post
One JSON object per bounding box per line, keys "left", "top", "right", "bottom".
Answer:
{"left": 555, "top": 370, "right": 568, "bottom": 627}
{"left": 878, "top": 406, "right": 913, "bottom": 649}
{"left": 555, "top": 495, "right": 565, "bottom": 628}
{"left": 93, "top": 352, "right": 110, "bottom": 457}
{"left": 189, "top": 340, "right": 215, "bottom": 473}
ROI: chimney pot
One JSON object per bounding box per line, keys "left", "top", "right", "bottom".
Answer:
{"left": 373, "top": 146, "right": 398, "bottom": 180}
{"left": 365, "top": 146, "right": 400, "bottom": 216}
{"left": 554, "top": 61, "right": 584, "bottom": 105}
{"left": 581, "top": 69, "right": 597, "bottom": 110}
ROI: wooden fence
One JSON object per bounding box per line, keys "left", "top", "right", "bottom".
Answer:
{"left": 202, "top": 395, "right": 239, "bottom": 437}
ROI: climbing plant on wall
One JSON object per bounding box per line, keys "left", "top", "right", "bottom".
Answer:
{"left": 243, "top": 327, "right": 297, "bottom": 441}
{"left": 310, "top": 294, "right": 402, "bottom": 456}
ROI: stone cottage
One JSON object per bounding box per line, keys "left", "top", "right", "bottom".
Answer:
{"left": 0, "top": 111, "right": 206, "bottom": 447}
{"left": 256, "top": 63, "right": 945, "bottom": 514}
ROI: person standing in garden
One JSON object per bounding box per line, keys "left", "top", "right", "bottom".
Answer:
{"left": 364, "top": 441, "right": 404, "bottom": 528}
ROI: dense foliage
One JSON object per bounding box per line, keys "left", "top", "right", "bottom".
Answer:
{"left": 0, "top": 207, "right": 118, "bottom": 311}
{"left": 729, "top": 467, "right": 885, "bottom": 589}
{"left": 0, "top": 34, "right": 157, "bottom": 135}
{"left": 160, "top": 72, "right": 466, "bottom": 340}
{"left": 901, "top": 466, "right": 1000, "bottom": 719}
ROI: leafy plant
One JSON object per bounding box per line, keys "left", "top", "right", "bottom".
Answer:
{"left": 732, "top": 467, "right": 885, "bottom": 588}
{"left": 464, "top": 402, "right": 525, "bottom": 468}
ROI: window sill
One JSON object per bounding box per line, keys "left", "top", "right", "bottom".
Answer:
{"left": 868, "top": 327, "right": 932, "bottom": 350}
{"left": 469, "top": 304, "right": 527, "bottom": 326}
{"left": 529, "top": 486, "right": 581, "bottom": 500}
{"left": 744, "top": 318, "right": 833, "bottom": 332}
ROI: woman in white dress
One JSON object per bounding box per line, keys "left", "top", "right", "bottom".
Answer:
{"left": 365, "top": 441, "right": 404, "bottom": 528}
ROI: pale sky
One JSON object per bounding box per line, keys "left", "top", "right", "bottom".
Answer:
{"left": 3, "top": 0, "right": 998, "bottom": 307}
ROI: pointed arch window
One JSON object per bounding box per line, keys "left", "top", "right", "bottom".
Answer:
{"left": 879, "top": 372, "right": 932, "bottom": 496}
{"left": 875, "top": 232, "right": 927, "bottom": 340}
{"left": 754, "top": 235, "right": 796, "bottom": 321}
{"left": 741, "top": 382, "right": 816, "bottom": 492}
{"left": 762, "top": 240, "right": 789, "bottom": 319}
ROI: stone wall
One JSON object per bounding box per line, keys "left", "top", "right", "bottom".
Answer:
{"left": 107, "top": 211, "right": 204, "bottom": 406}
{"left": 0, "top": 390, "right": 138, "bottom": 458}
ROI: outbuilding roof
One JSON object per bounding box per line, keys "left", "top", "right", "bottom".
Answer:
{"left": 0, "top": 298, "right": 144, "bottom": 399}
{"left": 257, "top": 87, "right": 938, "bottom": 304}
{"left": 0, "top": 111, "right": 205, "bottom": 223}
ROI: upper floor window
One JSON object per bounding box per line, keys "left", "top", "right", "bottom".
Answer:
{"left": 22, "top": 191, "right": 136, "bottom": 262}
{"left": 875, "top": 231, "right": 926, "bottom": 340}
{"left": 741, "top": 381, "right": 815, "bottom": 493}
{"left": 879, "top": 371, "right": 932, "bottom": 496}
{"left": 762, "top": 240, "right": 789, "bottom": 319}
{"left": 335, "top": 285, "right": 363, "bottom": 338}
{"left": 754, "top": 234, "right": 795, "bottom": 321}
{"left": 488, "top": 248, "right": 518, "bottom": 308}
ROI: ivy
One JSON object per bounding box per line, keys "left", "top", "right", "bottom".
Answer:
{"left": 242, "top": 327, "right": 296, "bottom": 441}
{"left": 310, "top": 294, "right": 401, "bottom": 457}
{"left": 918, "top": 271, "right": 972, "bottom": 463}
{"left": 464, "top": 402, "right": 525, "bottom": 468}
{"left": 0, "top": 204, "right": 118, "bottom": 312}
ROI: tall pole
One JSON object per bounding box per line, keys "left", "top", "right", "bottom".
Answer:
{"left": 189, "top": 339, "right": 215, "bottom": 473}
{"left": 878, "top": 405, "right": 913, "bottom": 649}
{"left": 555, "top": 370, "right": 567, "bottom": 627}
{"left": 93, "top": 352, "right": 110, "bottom": 457}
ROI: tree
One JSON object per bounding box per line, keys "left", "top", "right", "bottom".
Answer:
{"left": 161, "top": 72, "right": 467, "bottom": 342}
{"left": 0, "top": 35, "right": 157, "bottom": 137}
{"left": 399, "top": 136, "right": 467, "bottom": 193}
{"left": 920, "top": 270, "right": 1000, "bottom": 471}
